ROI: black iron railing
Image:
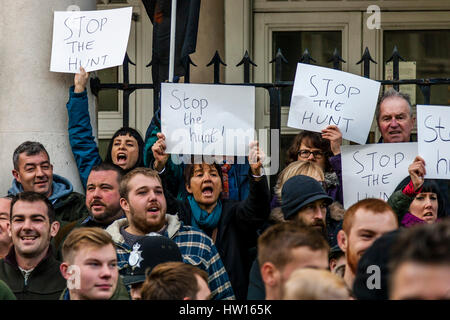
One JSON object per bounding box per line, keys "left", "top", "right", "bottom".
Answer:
{"left": 90, "top": 46, "right": 450, "bottom": 185}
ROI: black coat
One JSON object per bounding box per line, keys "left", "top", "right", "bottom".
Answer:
{"left": 171, "top": 172, "right": 270, "bottom": 300}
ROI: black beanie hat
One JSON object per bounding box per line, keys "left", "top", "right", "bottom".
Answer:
{"left": 281, "top": 175, "right": 333, "bottom": 220}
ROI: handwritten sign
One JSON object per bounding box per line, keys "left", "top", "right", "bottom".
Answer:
{"left": 161, "top": 83, "right": 255, "bottom": 156}
{"left": 341, "top": 143, "right": 417, "bottom": 209}
{"left": 417, "top": 105, "right": 450, "bottom": 179}
{"left": 50, "top": 7, "right": 132, "bottom": 73}
{"left": 287, "top": 63, "right": 381, "bottom": 145}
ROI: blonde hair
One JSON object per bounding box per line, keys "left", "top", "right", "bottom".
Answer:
{"left": 282, "top": 268, "right": 351, "bottom": 300}
{"left": 62, "top": 227, "right": 115, "bottom": 263}
{"left": 274, "top": 161, "right": 324, "bottom": 201}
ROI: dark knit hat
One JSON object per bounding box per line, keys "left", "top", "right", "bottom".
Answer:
{"left": 122, "top": 234, "right": 183, "bottom": 286}
{"left": 352, "top": 229, "right": 400, "bottom": 300}
{"left": 281, "top": 175, "right": 333, "bottom": 220}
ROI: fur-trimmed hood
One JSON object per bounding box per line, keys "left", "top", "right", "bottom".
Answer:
{"left": 106, "top": 214, "right": 182, "bottom": 244}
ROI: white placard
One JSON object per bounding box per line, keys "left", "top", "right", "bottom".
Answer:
{"left": 161, "top": 83, "right": 255, "bottom": 156}
{"left": 342, "top": 142, "right": 417, "bottom": 209}
{"left": 50, "top": 7, "right": 132, "bottom": 73}
{"left": 417, "top": 105, "right": 450, "bottom": 179}
{"left": 288, "top": 63, "right": 381, "bottom": 145}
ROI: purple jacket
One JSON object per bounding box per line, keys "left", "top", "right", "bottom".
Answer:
{"left": 401, "top": 212, "right": 427, "bottom": 228}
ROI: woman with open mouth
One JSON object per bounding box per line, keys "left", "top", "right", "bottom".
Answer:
{"left": 388, "top": 156, "right": 446, "bottom": 227}
{"left": 66, "top": 67, "right": 145, "bottom": 189}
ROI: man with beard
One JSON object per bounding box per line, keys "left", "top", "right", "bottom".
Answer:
{"left": 106, "top": 167, "right": 235, "bottom": 300}
{"left": 0, "top": 192, "right": 66, "bottom": 299}
{"left": 281, "top": 175, "right": 333, "bottom": 241}
{"left": 53, "top": 163, "right": 125, "bottom": 254}
{"left": 248, "top": 174, "right": 333, "bottom": 300}
{"left": 337, "top": 198, "right": 398, "bottom": 290}
{"left": 258, "top": 222, "right": 329, "bottom": 300}
{"left": 152, "top": 138, "right": 270, "bottom": 300}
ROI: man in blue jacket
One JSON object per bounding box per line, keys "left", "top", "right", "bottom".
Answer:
{"left": 8, "top": 141, "right": 87, "bottom": 227}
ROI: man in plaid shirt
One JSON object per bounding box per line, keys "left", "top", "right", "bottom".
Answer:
{"left": 106, "top": 167, "right": 235, "bottom": 300}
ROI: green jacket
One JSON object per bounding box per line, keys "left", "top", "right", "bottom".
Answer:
{"left": 0, "top": 279, "right": 16, "bottom": 300}
{"left": 59, "top": 276, "right": 130, "bottom": 300}
{"left": 0, "top": 247, "right": 66, "bottom": 300}
{"left": 387, "top": 190, "right": 413, "bottom": 223}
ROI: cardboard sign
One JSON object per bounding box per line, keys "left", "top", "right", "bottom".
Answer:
{"left": 161, "top": 83, "right": 255, "bottom": 156}
{"left": 342, "top": 142, "right": 417, "bottom": 209}
{"left": 417, "top": 105, "right": 450, "bottom": 179}
{"left": 50, "top": 7, "right": 132, "bottom": 73}
{"left": 287, "top": 63, "right": 380, "bottom": 145}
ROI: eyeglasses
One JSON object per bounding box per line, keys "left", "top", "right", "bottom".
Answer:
{"left": 298, "top": 150, "right": 324, "bottom": 159}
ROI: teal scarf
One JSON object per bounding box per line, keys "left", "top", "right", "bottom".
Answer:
{"left": 188, "top": 195, "right": 222, "bottom": 230}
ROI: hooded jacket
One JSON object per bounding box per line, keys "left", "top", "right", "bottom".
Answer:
{"left": 106, "top": 215, "right": 235, "bottom": 300}
{"left": 8, "top": 174, "right": 88, "bottom": 228}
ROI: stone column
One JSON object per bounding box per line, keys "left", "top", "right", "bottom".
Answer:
{"left": 0, "top": 0, "right": 97, "bottom": 194}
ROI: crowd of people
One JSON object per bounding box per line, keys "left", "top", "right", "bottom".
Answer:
{"left": 0, "top": 68, "right": 448, "bottom": 301}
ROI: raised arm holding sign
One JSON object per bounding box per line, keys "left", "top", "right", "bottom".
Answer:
{"left": 417, "top": 105, "right": 450, "bottom": 179}
{"left": 341, "top": 142, "right": 417, "bottom": 209}
{"left": 288, "top": 63, "right": 380, "bottom": 145}
{"left": 161, "top": 83, "right": 255, "bottom": 157}
{"left": 50, "top": 7, "right": 132, "bottom": 73}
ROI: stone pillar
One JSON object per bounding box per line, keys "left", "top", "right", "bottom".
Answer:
{"left": 0, "top": 0, "right": 97, "bottom": 194}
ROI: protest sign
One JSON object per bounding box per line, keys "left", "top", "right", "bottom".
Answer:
{"left": 287, "top": 63, "right": 380, "bottom": 145}
{"left": 341, "top": 142, "right": 417, "bottom": 209}
{"left": 161, "top": 83, "right": 255, "bottom": 156}
{"left": 417, "top": 105, "right": 450, "bottom": 179}
{"left": 50, "top": 7, "right": 132, "bottom": 73}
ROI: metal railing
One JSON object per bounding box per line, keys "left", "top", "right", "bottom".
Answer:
{"left": 90, "top": 46, "right": 450, "bottom": 185}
